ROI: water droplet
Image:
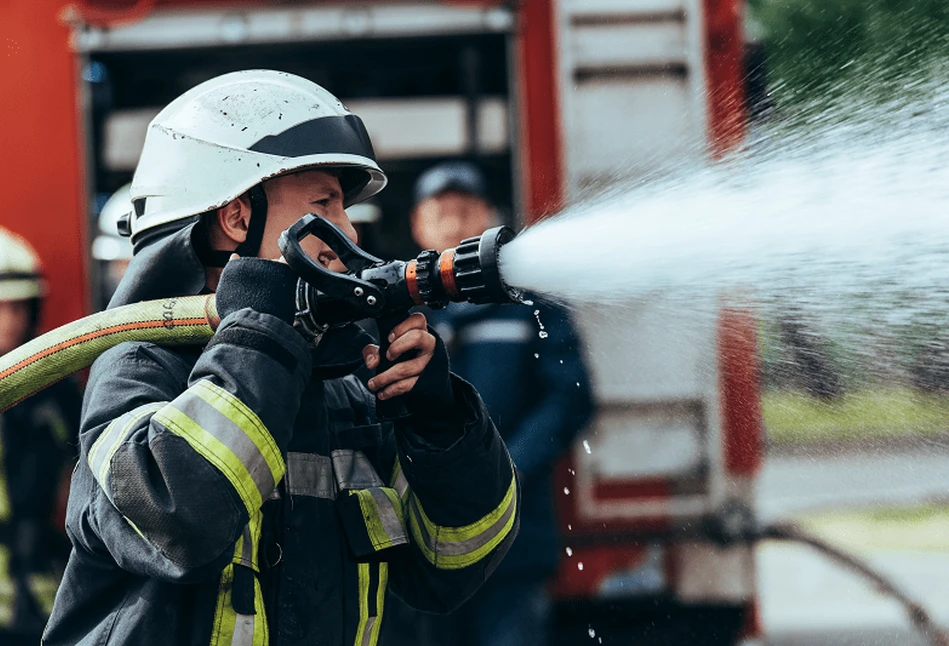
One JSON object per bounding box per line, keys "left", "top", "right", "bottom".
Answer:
{"left": 576, "top": 382, "right": 581, "bottom": 387}
{"left": 588, "top": 628, "right": 596, "bottom": 638}
{"left": 577, "top": 562, "right": 584, "bottom": 570}
{"left": 559, "top": 359, "right": 564, "bottom": 364}
{"left": 532, "top": 308, "right": 547, "bottom": 339}
{"left": 522, "top": 299, "right": 533, "bottom": 306}
{"left": 566, "top": 547, "right": 573, "bottom": 556}
{"left": 533, "top": 353, "right": 540, "bottom": 358}
{"left": 567, "top": 524, "right": 572, "bottom": 530}
{"left": 563, "top": 487, "right": 571, "bottom": 495}
{"left": 583, "top": 440, "right": 592, "bottom": 454}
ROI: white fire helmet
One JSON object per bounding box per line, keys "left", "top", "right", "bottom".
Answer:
{"left": 0, "top": 227, "right": 45, "bottom": 302}
{"left": 92, "top": 184, "right": 134, "bottom": 261}
{"left": 128, "top": 69, "right": 387, "bottom": 245}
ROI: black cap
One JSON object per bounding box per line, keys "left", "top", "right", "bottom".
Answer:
{"left": 413, "top": 161, "right": 489, "bottom": 207}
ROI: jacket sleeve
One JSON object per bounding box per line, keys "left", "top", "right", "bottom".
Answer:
{"left": 384, "top": 376, "right": 520, "bottom": 613}
{"left": 74, "top": 309, "right": 311, "bottom": 583}
{"left": 503, "top": 305, "right": 594, "bottom": 480}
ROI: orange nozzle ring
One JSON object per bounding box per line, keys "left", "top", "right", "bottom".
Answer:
{"left": 405, "top": 259, "right": 422, "bottom": 305}
{"left": 439, "top": 249, "right": 459, "bottom": 298}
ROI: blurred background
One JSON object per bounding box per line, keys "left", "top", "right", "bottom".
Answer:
{"left": 3, "top": 0, "right": 949, "bottom": 644}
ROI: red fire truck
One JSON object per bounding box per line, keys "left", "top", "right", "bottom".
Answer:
{"left": 0, "top": 1, "right": 760, "bottom": 643}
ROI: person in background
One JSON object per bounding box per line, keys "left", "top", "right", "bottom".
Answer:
{"left": 384, "top": 161, "right": 594, "bottom": 646}
{"left": 91, "top": 184, "right": 134, "bottom": 308}
{"left": 0, "top": 227, "right": 80, "bottom": 646}
{"left": 346, "top": 200, "right": 382, "bottom": 252}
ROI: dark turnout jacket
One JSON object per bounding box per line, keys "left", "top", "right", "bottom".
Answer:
{"left": 42, "top": 224, "right": 518, "bottom": 646}
{"left": 0, "top": 378, "right": 80, "bottom": 642}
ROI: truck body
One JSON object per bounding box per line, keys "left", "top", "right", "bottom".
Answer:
{"left": 0, "top": 1, "right": 760, "bottom": 643}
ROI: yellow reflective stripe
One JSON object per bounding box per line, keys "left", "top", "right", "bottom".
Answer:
{"left": 355, "top": 562, "right": 370, "bottom": 646}
{"left": 0, "top": 427, "right": 11, "bottom": 522}
{"left": 252, "top": 575, "right": 268, "bottom": 646}
{"left": 28, "top": 572, "right": 59, "bottom": 616}
{"left": 192, "top": 380, "right": 285, "bottom": 488}
{"left": 353, "top": 561, "right": 386, "bottom": 646}
{"left": 210, "top": 513, "right": 268, "bottom": 646}
{"left": 408, "top": 471, "right": 517, "bottom": 570}
{"left": 156, "top": 405, "right": 264, "bottom": 515}
{"left": 0, "top": 545, "right": 11, "bottom": 627}
{"left": 370, "top": 562, "right": 388, "bottom": 646}
{"left": 88, "top": 403, "right": 165, "bottom": 496}
{"left": 351, "top": 489, "right": 406, "bottom": 551}
{"left": 210, "top": 564, "right": 239, "bottom": 644}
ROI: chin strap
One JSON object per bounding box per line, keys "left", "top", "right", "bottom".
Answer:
{"left": 235, "top": 185, "right": 269, "bottom": 259}
{"left": 195, "top": 185, "right": 269, "bottom": 267}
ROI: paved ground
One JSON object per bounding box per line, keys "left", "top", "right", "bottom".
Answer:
{"left": 757, "top": 443, "right": 949, "bottom": 645}
{"left": 758, "top": 440, "right": 949, "bottom": 522}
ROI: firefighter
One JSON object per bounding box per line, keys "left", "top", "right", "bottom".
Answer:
{"left": 91, "top": 183, "right": 134, "bottom": 307}
{"left": 43, "top": 70, "right": 519, "bottom": 646}
{"left": 384, "top": 162, "right": 593, "bottom": 646}
{"left": 0, "top": 228, "right": 80, "bottom": 646}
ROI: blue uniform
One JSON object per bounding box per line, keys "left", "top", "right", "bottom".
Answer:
{"left": 385, "top": 300, "right": 593, "bottom": 646}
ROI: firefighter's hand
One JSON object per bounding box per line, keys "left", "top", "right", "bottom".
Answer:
{"left": 364, "top": 312, "right": 437, "bottom": 400}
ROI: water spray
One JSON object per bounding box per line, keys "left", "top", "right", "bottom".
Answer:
{"left": 0, "top": 215, "right": 521, "bottom": 413}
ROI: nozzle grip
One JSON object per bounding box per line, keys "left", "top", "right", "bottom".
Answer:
{"left": 374, "top": 311, "right": 415, "bottom": 421}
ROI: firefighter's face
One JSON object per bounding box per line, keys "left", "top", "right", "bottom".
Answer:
{"left": 258, "top": 170, "right": 357, "bottom": 273}
{"left": 0, "top": 299, "right": 31, "bottom": 355}
{"left": 411, "top": 191, "right": 494, "bottom": 252}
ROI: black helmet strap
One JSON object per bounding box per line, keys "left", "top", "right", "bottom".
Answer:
{"left": 194, "top": 185, "right": 269, "bottom": 267}
{"left": 234, "top": 185, "right": 269, "bottom": 259}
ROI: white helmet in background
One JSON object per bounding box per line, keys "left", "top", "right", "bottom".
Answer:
{"left": 93, "top": 184, "right": 134, "bottom": 261}
{"left": 128, "top": 69, "right": 387, "bottom": 251}
{"left": 0, "top": 227, "right": 45, "bottom": 302}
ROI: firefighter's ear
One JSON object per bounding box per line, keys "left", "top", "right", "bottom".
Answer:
{"left": 214, "top": 194, "right": 252, "bottom": 244}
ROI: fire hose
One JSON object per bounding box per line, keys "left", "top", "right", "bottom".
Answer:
{"left": 0, "top": 215, "right": 521, "bottom": 414}
{"left": 1, "top": 216, "right": 944, "bottom": 643}
{"left": 588, "top": 504, "right": 949, "bottom": 646}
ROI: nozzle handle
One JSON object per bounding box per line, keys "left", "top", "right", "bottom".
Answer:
{"left": 374, "top": 311, "right": 414, "bottom": 421}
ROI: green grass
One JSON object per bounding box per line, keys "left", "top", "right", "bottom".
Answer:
{"left": 763, "top": 388, "right": 949, "bottom": 444}
{"left": 795, "top": 503, "right": 949, "bottom": 553}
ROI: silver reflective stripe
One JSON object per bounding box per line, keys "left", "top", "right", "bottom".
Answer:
{"left": 286, "top": 452, "right": 336, "bottom": 499}
{"left": 369, "top": 488, "right": 408, "bottom": 547}
{"left": 238, "top": 525, "right": 254, "bottom": 570}
{"left": 332, "top": 450, "right": 383, "bottom": 490}
{"left": 392, "top": 469, "right": 409, "bottom": 503}
{"left": 88, "top": 403, "right": 165, "bottom": 496}
{"left": 361, "top": 617, "right": 377, "bottom": 646}
{"left": 232, "top": 614, "right": 255, "bottom": 646}
{"left": 408, "top": 492, "right": 517, "bottom": 558}
{"left": 170, "top": 392, "right": 276, "bottom": 500}
{"left": 458, "top": 319, "right": 533, "bottom": 344}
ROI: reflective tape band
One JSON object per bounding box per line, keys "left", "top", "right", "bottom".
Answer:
{"left": 458, "top": 319, "right": 533, "bottom": 344}
{"left": 354, "top": 561, "right": 388, "bottom": 646}
{"left": 350, "top": 488, "right": 408, "bottom": 551}
{"left": 286, "top": 452, "right": 336, "bottom": 500}
{"left": 408, "top": 471, "right": 517, "bottom": 570}
{"left": 210, "top": 511, "right": 267, "bottom": 646}
{"left": 0, "top": 420, "right": 10, "bottom": 522}
{"left": 390, "top": 458, "right": 409, "bottom": 506}
{"left": 155, "top": 380, "right": 284, "bottom": 516}
{"left": 332, "top": 450, "right": 384, "bottom": 491}
{"left": 88, "top": 402, "right": 166, "bottom": 501}
{"left": 209, "top": 563, "right": 268, "bottom": 646}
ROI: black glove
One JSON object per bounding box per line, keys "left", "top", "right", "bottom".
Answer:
{"left": 215, "top": 258, "right": 298, "bottom": 325}
{"left": 401, "top": 329, "right": 464, "bottom": 445}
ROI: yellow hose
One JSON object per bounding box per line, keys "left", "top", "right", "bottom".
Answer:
{"left": 0, "top": 295, "right": 219, "bottom": 413}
